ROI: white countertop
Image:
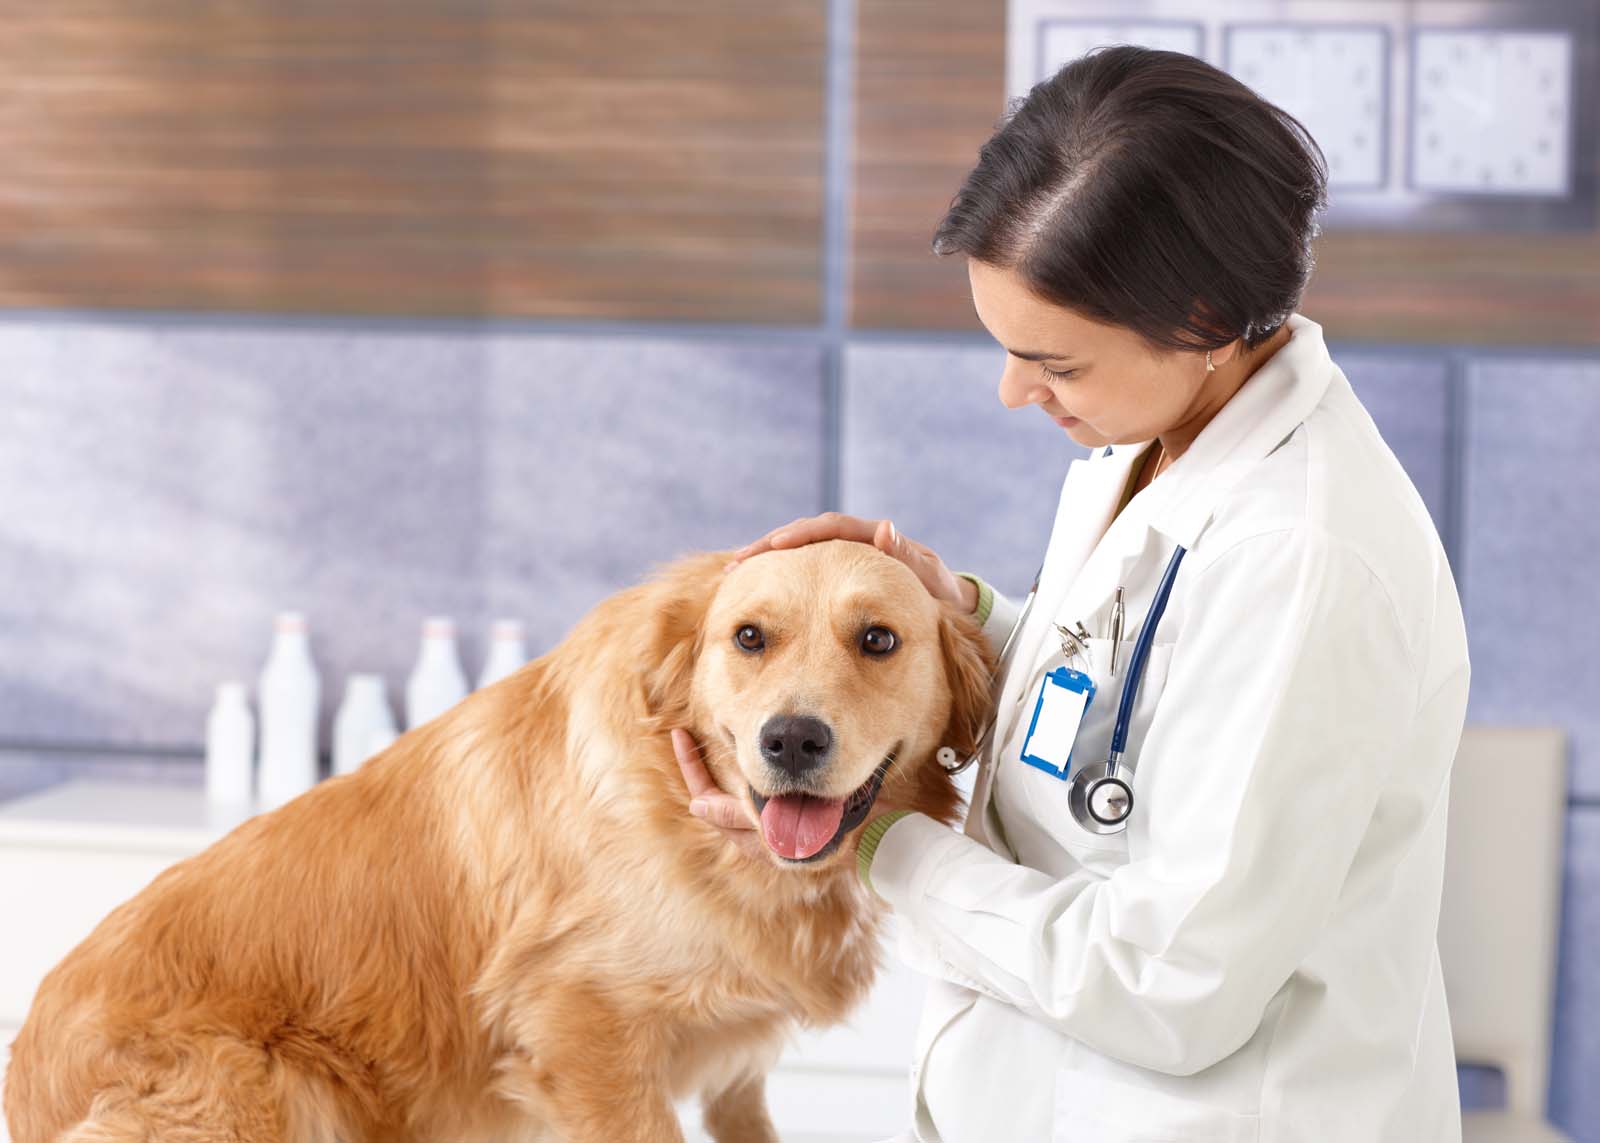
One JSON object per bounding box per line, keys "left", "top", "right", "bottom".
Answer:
{"left": 0, "top": 779, "right": 255, "bottom": 853}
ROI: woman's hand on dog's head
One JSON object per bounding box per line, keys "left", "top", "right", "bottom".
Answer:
{"left": 722, "top": 514, "right": 979, "bottom": 615}
{"left": 673, "top": 728, "right": 768, "bottom": 861}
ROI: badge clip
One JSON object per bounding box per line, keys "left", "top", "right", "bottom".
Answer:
{"left": 1054, "top": 622, "right": 1090, "bottom": 663}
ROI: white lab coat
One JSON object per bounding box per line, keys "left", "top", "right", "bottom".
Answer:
{"left": 870, "top": 313, "right": 1471, "bottom": 1143}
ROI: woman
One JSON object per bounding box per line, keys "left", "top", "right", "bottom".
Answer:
{"left": 675, "top": 46, "right": 1469, "bottom": 1143}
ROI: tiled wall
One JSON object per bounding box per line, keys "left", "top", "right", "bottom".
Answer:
{"left": 0, "top": 321, "right": 826, "bottom": 753}
{"left": 2, "top": 316, "right": 1598, "bottom": 1137}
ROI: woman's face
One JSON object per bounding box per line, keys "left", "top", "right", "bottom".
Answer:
{"left": 967, "top": 258, "right": 1229, "bottom": 450}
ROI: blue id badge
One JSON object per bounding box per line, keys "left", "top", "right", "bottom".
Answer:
{"left": 1020, "top": 667, "right": 1096, "bottom": 780}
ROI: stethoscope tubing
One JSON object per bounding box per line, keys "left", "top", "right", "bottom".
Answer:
{"left": 1108, "top": 545, "right": 1187, "bottom": 761}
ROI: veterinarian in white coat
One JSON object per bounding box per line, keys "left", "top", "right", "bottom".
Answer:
{"left": 702, "top": 47, "right": 1470, "bottom": 1143}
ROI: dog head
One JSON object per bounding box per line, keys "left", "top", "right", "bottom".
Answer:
{"left": 641, "top": 540, "right": 995, "bottom": 870}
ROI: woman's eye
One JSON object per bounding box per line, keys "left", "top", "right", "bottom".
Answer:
{"left": 861, "top": 626, "right": 897, "bottom": 656}
{"left": 734, "top": 625, "right": 765, "bottom": 652}
{"left": 1038, "top": 363, "right": 1077, "bottom": 382}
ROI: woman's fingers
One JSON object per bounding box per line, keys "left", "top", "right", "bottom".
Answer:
{"left": 722, "top": 514, "right": 967, "bottom": 609}
{"left": 723, "top": 513, "right": 881, "bottom": 570}
{"left": 873, "top": 519, "right": 968, "bottom": 609}
{"left": 671, "top": 728, "right": 719, "bottom": 800}
{"left": 673, "top": 728, "right": 764, "bottom": 859}
{"left": 872, "top": 517, "right": 906, "bottom": 562}
{"left": 694, "top": 792, "right": 757, "bottom": 832}
{"left": 672, "top": 727, "right": 751, "bottom": 827}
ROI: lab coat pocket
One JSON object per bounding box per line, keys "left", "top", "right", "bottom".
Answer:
{"left": 1053, "top": 1068, "right": 1260, "bottom": 1143}
{"left": 1017, "top": 637, "right": 1173, "bottom": 873}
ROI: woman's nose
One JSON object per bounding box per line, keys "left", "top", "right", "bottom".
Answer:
{"left": 997, "top": 360, "right": 1052, "bottom": 410}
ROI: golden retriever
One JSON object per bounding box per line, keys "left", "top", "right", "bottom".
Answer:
{"left": 4, "top": 539, "right": 994, "bottom": 1143}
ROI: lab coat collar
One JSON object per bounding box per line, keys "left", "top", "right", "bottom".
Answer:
{"left": 1133, "top": 312, "right": 1335, "bottom": 549}
{"left": 1031, "top": 447, "right": 1147, "bottom": 628}
{"left": 1042, "top": 314, "right": 1333, "bottom": 636}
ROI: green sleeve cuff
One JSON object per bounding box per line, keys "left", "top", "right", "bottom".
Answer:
{"left": 857, "top": 810, "right": 914, "bottom": 890}
{"left": 954, "top": 572, "right": 994, "bottom": 626}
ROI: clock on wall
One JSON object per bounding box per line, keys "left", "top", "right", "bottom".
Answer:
{"left": 1007, "top": 0, "right": 1595, "bottom": 231}
{"left": 1410, "top": 28, "right": 1574, "bottom": 197}
{"left": 1224, "top": 24, "right": 1389, "bottom": 191}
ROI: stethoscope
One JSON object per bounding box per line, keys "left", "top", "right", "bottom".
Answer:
{"left": 939, "top": 544, "right": 1187, "bottom": 835}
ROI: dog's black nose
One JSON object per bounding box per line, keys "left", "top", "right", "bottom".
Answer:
{"left": 759, "top": 714, "right": 833, "bottom": 778}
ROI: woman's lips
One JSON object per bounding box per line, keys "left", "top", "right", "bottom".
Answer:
{"left": 1052, "top": 414, "right": 1080, "bottom": 428}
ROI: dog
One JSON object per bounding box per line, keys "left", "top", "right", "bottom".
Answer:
{"left": 5, "top": 539, "right": 995, "bottom": 1143}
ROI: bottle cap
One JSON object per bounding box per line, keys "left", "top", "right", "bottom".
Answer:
{"left": 216, "top": 680, "right": 248, "bottom": 702}
{"left": 274, "top": 611, "right": 308, "bottom": 633}
{"left": 422, "top": 616, "right": 456, "bottom": 639}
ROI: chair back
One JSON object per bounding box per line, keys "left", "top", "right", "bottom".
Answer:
{"left": 1437, "top": 725, "right": 1568, "bottom": 1116}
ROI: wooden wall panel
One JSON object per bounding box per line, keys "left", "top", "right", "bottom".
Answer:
{"left": 851, "top": 1, "right": 1007, "bottom": 332}
{"left": 852, "top": 0, "right": 1600, "bottom": 346}
{"left": 0, "top": 1, "right": 825, "bottom": 324}
{"left": 1306, "top": 231, "right": 1600, "bottom": 346}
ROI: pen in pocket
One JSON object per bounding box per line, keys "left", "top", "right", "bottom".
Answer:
{"left": 1109, "top": 587, "right": 1126, "bottom": 675}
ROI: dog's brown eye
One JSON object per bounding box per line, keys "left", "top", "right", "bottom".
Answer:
{"left": 735, "top": 624, "right": 765, "bottom": 652}
{"left": 861, "top": 626, "right": 897, "bottom": 656}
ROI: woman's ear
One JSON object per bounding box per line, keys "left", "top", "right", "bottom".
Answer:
{"left": 638, "top": 549, "right": 732, "bottom": 735}
{"left": 936, "top": 606, "right": 998, "bottom": 761}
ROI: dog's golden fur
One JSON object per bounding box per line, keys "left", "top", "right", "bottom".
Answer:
{"left": 5, "top": 541, "right": 995, "bottom": 1143}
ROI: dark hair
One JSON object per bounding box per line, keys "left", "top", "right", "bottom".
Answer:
{"left": 933, "top": 45, "right": 1328, "bottom": 352}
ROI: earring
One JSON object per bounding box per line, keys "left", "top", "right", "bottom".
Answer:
{"left": 1205, "top": 350, "right": 1216, "bottom": 373}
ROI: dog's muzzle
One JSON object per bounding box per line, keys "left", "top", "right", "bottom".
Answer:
{"left": 748, "top": 742, "right": 900, "bottom": 863}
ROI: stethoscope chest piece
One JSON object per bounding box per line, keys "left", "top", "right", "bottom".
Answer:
{"left": 1067, "top": 761, "right": 1134, "bottom": 835}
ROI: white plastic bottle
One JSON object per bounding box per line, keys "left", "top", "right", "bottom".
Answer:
{"left": 257, "top": 611, "right": 321, "bottom": 810}
{"left": 205, "top": 681, "right": 255, "bottom": 806}
{"left": 333, "top": 674, "right": 397, "bottom": 776}
{"left": 406, "top": 616, "right": 468, "bottom": 729}
{"left": 477, "top": 619, "right": 528, "bottom": 689}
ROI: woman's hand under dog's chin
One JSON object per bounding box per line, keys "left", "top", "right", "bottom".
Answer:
{"left": 673, "top": 727, "right": 770, "bottom": 862}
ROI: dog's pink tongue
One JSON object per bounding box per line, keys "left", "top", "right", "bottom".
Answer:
{"left": 760, "top": 794, "right": 846, "bottom": 860}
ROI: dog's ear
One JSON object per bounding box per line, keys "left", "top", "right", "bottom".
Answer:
{"left": 936, "top": 604, "right": 998, "bottom": 761}
{"left": 638, "top": 549, "right": 731, "bottom": 735}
